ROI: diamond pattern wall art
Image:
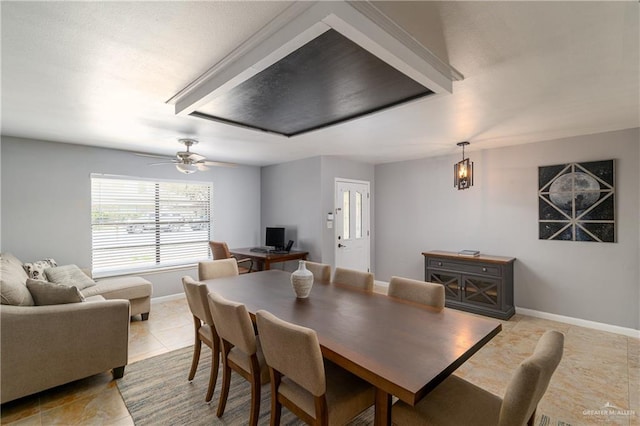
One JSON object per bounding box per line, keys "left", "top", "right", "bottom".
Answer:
{"left": 538, "top": 160, "right": 615, "bottom": 242}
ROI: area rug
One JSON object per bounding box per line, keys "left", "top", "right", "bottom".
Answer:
{"left": 116, "top": 346, "right": 373, "bottom": 425}
{"left": 117, "top": 346, "right": 569, "bottom": 426}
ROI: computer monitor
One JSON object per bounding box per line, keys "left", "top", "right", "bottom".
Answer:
{"left": 265, "top": 227, "right": 285, "bottom": 250}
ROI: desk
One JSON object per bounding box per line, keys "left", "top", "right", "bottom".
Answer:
{"left": 229, "top": 248, "right": 308, "bottom": 271}
{"left": 202, "top": 270, "right": 501, "bottom": 426}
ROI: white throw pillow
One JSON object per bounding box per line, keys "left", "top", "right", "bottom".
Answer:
{"left": 23, "top": 258, "right": 58, "bottom": 281}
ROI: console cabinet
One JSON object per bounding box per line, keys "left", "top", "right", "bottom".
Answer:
{"left": 422, "top": 251, "right": 515, "bottom": 320}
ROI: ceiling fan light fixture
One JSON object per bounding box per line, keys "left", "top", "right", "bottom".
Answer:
{"left": 176, "top": 163, "right": 198, "bottom": 174}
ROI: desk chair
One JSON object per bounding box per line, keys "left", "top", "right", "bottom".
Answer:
{"left": 256, "top": 310, "right": 375, "bottom": 425}
{"left": 392, "top": 330, "right": 564, "bottom": 426}
{"left": 332, "top": 267, "right": 374, "bottom": 292}
{"left": 304, "top": 261, "right": 331, "bottom": 282}
{"left": 207, "top": 292, "right": 270, "bottom": 426}
{"left": 209, "top": 241, "right": 253, "bottom": 274}
{"left": 387, "top": 276, "right": 445, "bottom": 309}
{"left": 181, "top": 276, "right": 219, "bottom": 402}
{"left": 198, "top": 258, "right": 238, "bottom": 281}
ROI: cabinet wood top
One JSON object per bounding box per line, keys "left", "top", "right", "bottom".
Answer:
{"left": 422, "top": 250, "right": 516, "bottom": 264}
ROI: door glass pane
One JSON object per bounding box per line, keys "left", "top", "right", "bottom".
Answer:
{"left": 343, "top": 190, "right": 350, "bottom": 240}
{"left": 355, "top": 191, "right": 362, "bottom": 238}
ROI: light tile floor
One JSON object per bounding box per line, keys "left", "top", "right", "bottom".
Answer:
{"left": 2, "top": 294, "right": 638, "bottom": 425}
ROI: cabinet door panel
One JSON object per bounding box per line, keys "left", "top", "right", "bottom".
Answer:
{"left": 428, "top": 271, "right": 460, "bottom": 300}
{"left": 462, "top": 276, "right": 500, "bottom": 308}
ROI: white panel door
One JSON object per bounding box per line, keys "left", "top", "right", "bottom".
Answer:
{"left": 335, "top": 179, "right": 370, "bottom": 272}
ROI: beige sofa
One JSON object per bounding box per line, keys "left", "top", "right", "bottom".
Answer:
{"left": 1, "top": 298, "right": 130, "bottom": 404}
{"left": 0, "top": 253, "right": 153, "bottom": 403}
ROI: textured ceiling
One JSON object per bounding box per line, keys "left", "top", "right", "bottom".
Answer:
{"left": 1, "top": 1, "right": 638, "bottom": 166}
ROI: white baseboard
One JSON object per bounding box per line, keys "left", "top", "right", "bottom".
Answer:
{"left": 151, "top": 293, "right": 185, "bottom": 304}
{"left": 516, "top": 306, "right": 640, "bottom": 338}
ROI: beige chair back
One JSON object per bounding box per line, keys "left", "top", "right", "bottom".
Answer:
{"left": 388, "top": 276, "right": 445, "bottom": 309}
{"left": 498, "top": 330, "right": 564, "bottom": 426}
{"left": 210, "top": 241, "right": 232, "bottom": 260}
{"left": 256, "top": 310, "right": 326, "bottom": 397}
{"left": 207, "top": 292, "right": 257, "bottom": 355}
{"left": 332, "top": 267, "right": 374, "bottom": 292}
{"left": 182, "top": 276, "right": 214, "bottom": 326}
{"left": 198, "top": 258, "right": 239, "bottom": 281}
{"left": 304, "top": 261, "right": 331, "bottom": 282}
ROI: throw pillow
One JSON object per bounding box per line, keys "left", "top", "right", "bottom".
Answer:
{"left": 26, "top": 279, "right": 85, "bottom": 305}
{"left": 0, "top": 252, "right": 34, "bottom": 306}
{"left": 23, "top": 258, "right": 58, "bottom": 281}
{"left": 44, "top": 264, "right": 97, "bottom": 290}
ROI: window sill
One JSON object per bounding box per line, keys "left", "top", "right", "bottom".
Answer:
{"left": 93, "top": 263, "right": 201, "bottom": 280}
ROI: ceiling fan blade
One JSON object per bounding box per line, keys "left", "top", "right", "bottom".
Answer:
{"left": 195, "top": 163, "right": 209, "bottom": 171}
{"left": 148, "top": 161, "right": 178, "bottom": 166}
{"left": 135, "top": 152, "right": 174, "bottom": 160}
{"left": 187, "top": 153, "right": 206, "bottom": 162}
{"left": 202, "top": 160, "right": 237, "bottom": 167}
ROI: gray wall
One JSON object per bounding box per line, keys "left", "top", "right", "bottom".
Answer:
{"left": 261, "top": 157, "right": 322, "bottom": 266}
{"left": 1, "top": 136, "right": 261, "bottom": 297}
{"left": 260, "top": 156, "right": 375, "bottom": 270}
{"left": 375, "top": 128, "right": 639, "bottom": 329}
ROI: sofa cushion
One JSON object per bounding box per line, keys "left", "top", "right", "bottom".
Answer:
{"left": 0, "top": 253, "right": 34, "bottom": 306}
{"left": 23, "top": 258, "right": 58, "bottom": 281}
{"left": 82, "top": 276, "right": 152, "bottom": 300}
{"left": 45, "top": 265, "right": 96, "bottom": 290}
{"left": 26, "top": 279, "right": 85, "bottom": 306}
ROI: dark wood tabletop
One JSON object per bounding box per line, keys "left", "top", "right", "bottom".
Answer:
{"left": 229, "top": 248, "right": 308, "bottom": 270}
{"left": 202, "top": 270, "right": 501, "bottom": 425}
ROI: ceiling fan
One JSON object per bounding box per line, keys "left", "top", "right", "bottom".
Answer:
{"left": 135, "top": 138, "right": 235, "bottom": 174}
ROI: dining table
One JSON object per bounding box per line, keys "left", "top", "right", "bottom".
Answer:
{"left": 201, "top": 270, "right": 502, "bottom": 426}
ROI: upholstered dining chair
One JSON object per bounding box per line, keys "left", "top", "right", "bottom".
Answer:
{"left": 209, "top": 241, "right": 253, "bottom": 274}
{"left": 255, "top": 309, "right": 375, "bottom": 425}
{"left": 392, "top": 330, "right": 564, "bottom": 426}
{"left": 332, "top": 267, "right": 374, "bottom": 292}
{"left": 304, "top": 261, "right": 331, "bottom": 282}
{"left": 387, "top": 276, "right": 445, "bottom": 309}
{"left": 207, "top": 292, "right": 270, "bottom": 426}
{"left": 181, "top": 276, "right": 219, "bottom": 402}
{"left": 198, "top": 258, "right": 239, "bottom": 281}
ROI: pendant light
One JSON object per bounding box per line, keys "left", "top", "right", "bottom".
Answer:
{"left": 454, "top": 141, "right": 474, "bottom": 190}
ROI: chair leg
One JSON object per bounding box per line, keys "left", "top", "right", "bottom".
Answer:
{"left": 205, "top": 344, "right": 220, "bottom": 402}
{"left": 141, "top": 312, "right": 149, "bottom": 321}
{"left": 217, "top": 342, "right": 232, "bottom": 418}
{"left": 249, "top": 355, "right": 261, "bottom": 426}
{"left": 315, "top": 395, "right": 329, "bottom": 426}
{"left": 189, "top": 340, "right": 201, "bottom": 381}
{"left": 269, "top": 369, "right": 282, "bottom": 426}
{"left": 216, "top": 364, "right": 231, "bottom": 417}
{"left": 188, "top": 319, "right": 202, "bottom": 381}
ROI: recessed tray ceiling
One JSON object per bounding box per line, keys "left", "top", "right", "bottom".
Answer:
{"left": 191, "top": 29, "right": 434, "bottom": 137}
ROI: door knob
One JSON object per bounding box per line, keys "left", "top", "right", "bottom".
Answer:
{"left": 338, "top": 243, "right": 347, "bottom": 248}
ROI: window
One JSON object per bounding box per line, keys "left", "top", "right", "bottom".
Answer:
{"left": 343, "top": 190, "right": 350, "bottom": 240}
{"left": 91, "top": 174, "right": 211, "bottom": 277}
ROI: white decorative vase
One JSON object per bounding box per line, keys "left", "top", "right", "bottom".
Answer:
{"left": 291, "top": 260, "right": 314, "bottom": 298}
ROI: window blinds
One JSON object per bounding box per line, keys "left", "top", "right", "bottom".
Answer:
{"left": 91, "top": 175, "right": 211, "bottom": 277}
